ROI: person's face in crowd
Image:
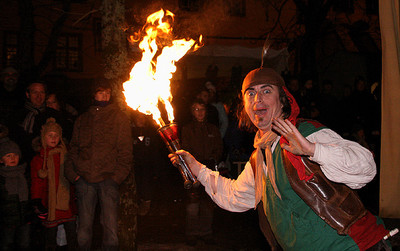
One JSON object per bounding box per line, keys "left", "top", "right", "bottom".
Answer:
{"left": 192, "top": 103, "right": 207, "bottom": 122}
{"left": 0, "top": 153, "right": 20, "bottom": 167}
{"left": 46, "top": 94, "right": 61, "bottom": 111}
{"left": 26, "top": 83, "right": 46, "bottom": 108}
{"left": 243, "top": 84, "right": 283, "bottom": 135}
{"left": 2, "top": 70, "right": 18, "bottom": 92}
{"left": 356, "top": 80, "right": 366, "bottom": 92}
{"left": 304, "top": 80, "right": 313, "bottom": 89}
{"left": 207, "top": 89, "right": 216, "bottom": 102}
{"left": 197, "top": 90, "right": 209, "bottom": 104}
{"left": 94, "top": 88, "right": 111, "bottom": 102}
{"left": 288, "top": 79, "right": 299, "bottom": 92}
{"left": 356, "top": 128, "right": 365, "bottom": 139}
{"left": 45, "top": 131, "right": 61, "bottom": 148}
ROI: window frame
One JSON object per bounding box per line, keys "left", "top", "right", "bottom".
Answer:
{"left": 54, "top": 33, "right": 83, "bottom": 72}
{"left": 2, "top": 31, "right": 18, "bottom": 67}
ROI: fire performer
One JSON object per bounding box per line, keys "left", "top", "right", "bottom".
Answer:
{"left": 169, "top": 67, "right": 394, "bottom": 251}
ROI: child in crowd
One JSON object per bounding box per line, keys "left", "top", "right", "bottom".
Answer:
{"left": 0, "top": 124, "right": 31, "bottom": 251}
{"left": 30, "top": 118, "right": 77, "bottom": 250}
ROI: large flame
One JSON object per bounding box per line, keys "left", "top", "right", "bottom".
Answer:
{"left": 123, "top": 9, "right": 202, "bottom": 126}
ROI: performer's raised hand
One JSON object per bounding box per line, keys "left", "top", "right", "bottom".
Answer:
{"left": 272, "top": 118, "right": 315, "bottom": 157}
{"left": 168, "top": 150, "right": 203, "bottom": 177}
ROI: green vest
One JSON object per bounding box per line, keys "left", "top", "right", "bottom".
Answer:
{"left": 264, "top": 121, "right": 358, "bottom": 250}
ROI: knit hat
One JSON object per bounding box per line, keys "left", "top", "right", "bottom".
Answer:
{"left": 0, "top": 124, "right": 9, "bottom": 142}
{"left": 92, "top": 78, "right": 112, "bottom": 95}
{"left": 0, "top": 139, "right": 21, "bottom": 159}
{"left": 242, "top": 67, "right": 285, "bottom": 94}
{"left": 40, "top": 117, "right": 62, "bottom": 148}
{"left": 1, "top": 66, "right": 18, "bottom": 75}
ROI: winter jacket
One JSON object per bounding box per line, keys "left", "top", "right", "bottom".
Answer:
{"left": 31, "top": 147, "right": 76, "bottom": 228}
{"left": 65, "top": 103, "right": 133, "bottom": 185}
{"left": 181, "top": 121, "right": 223, "bottom": 169}
{"left": 0, "top": 163, "right": 32, "bottom": 227}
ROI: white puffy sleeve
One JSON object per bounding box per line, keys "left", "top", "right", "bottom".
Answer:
{"left": 197, "top": 162, "right": 256, "bottom": 212}
{"left": 307, "top": 128, "right": 376, "bottom": 189}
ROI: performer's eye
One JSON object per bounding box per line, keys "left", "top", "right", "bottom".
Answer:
{"left": 247, "top": 90, "right": 256, "bottom": 97}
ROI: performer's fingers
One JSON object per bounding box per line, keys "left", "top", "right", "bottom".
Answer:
{"left": 272, "top": 123, "right": 283, "bottom": 134}
{"left": 278, "top": 118, "right": 293, "bottom": 132}
{"left": 272, "top": 118, "right": 286, "bottom": 134}
{"left": 168, "top": 153, "right": 179, "bottom": 166}
{"left": 274, "top": 118, "right": 291, "bottom": 134}
{"left": 285, "top": 119, "right": 306, "bottom": 139}
{"left": 284, "top": 119, "right": 296, "bottom": 129}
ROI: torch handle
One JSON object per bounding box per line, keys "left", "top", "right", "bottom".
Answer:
{"left": 157, "top": 123, "right": 200, "bottom": 189}
{"left": 174, "top": 158, "right": 192, "bottom": 189}
{"left": 167, "top": 140, "right": 199, "bottom": 187}
{"left": 177, "top": 154, "right": 201, "bottom": 188}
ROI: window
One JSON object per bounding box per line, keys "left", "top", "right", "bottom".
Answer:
{"left": 55, "top": 34, "right": 82, "bottom": 71}
{"left": 226, "top": 0, "right": 246, "bottom": 17}
{"left": 2, "top": 32, "right": 18, "bottom": 67}
{"left": 179, "top": 0, "right": 201, "bottom": 12}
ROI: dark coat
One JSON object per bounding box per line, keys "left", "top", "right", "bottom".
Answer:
{"left": 181, "top": 121, "right": 223, "bottom": 169}
{"left": 65, "top": 103, "right": 133, "bottom": 185}
{"left": 0, "top": 163, "right": 32, "bottom": 227}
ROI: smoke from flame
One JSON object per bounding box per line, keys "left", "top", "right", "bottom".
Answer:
{"left": 123, "top": 9, "right": 202, "bottom": 126}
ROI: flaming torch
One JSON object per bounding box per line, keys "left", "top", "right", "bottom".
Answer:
{"left": 123, "top": 9, "right": 202, "bottom": 189}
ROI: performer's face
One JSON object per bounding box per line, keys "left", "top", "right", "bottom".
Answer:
{"left": 243, "top": 84, "right": 283, "bottom": 134}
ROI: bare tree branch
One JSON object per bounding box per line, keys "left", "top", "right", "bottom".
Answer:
{"left": 73, "top": 9, "right": 99, "bottom": 26}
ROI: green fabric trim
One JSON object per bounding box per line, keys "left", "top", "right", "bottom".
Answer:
{"left": 297, "top": 120, "right": 326, "bottom": 138}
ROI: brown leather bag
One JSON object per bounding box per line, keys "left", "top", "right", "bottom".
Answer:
{"left": 281, "top": 149, "right": 367, "bottom": 235}
{"left": 250, "top": 147, "right": 367, "bottom": 248}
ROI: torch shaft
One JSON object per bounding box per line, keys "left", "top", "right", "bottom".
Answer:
{"left": 177, "top": 154, "right": 196, "bottom": 180}
{"left": 157, "top": 123, "right": 200, "bottom": 189}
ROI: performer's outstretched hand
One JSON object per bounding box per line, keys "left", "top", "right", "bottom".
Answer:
{"left": 168, "top": 150, "right": 203, "bottom": 177}
{"left": 272, "top": 118, "right": 315, "bottom": 157}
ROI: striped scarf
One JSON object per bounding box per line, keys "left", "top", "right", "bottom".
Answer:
{"left": 21, "top": 102, "right": 45, "bottom": 134}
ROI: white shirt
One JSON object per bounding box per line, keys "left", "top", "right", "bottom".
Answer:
{"left": 196, "top": 128, "right": 376, "bottom": 212}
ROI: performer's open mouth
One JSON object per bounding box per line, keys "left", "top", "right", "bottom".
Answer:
{"left": 254, "top": 108, "right": 268, "bottom": 116}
